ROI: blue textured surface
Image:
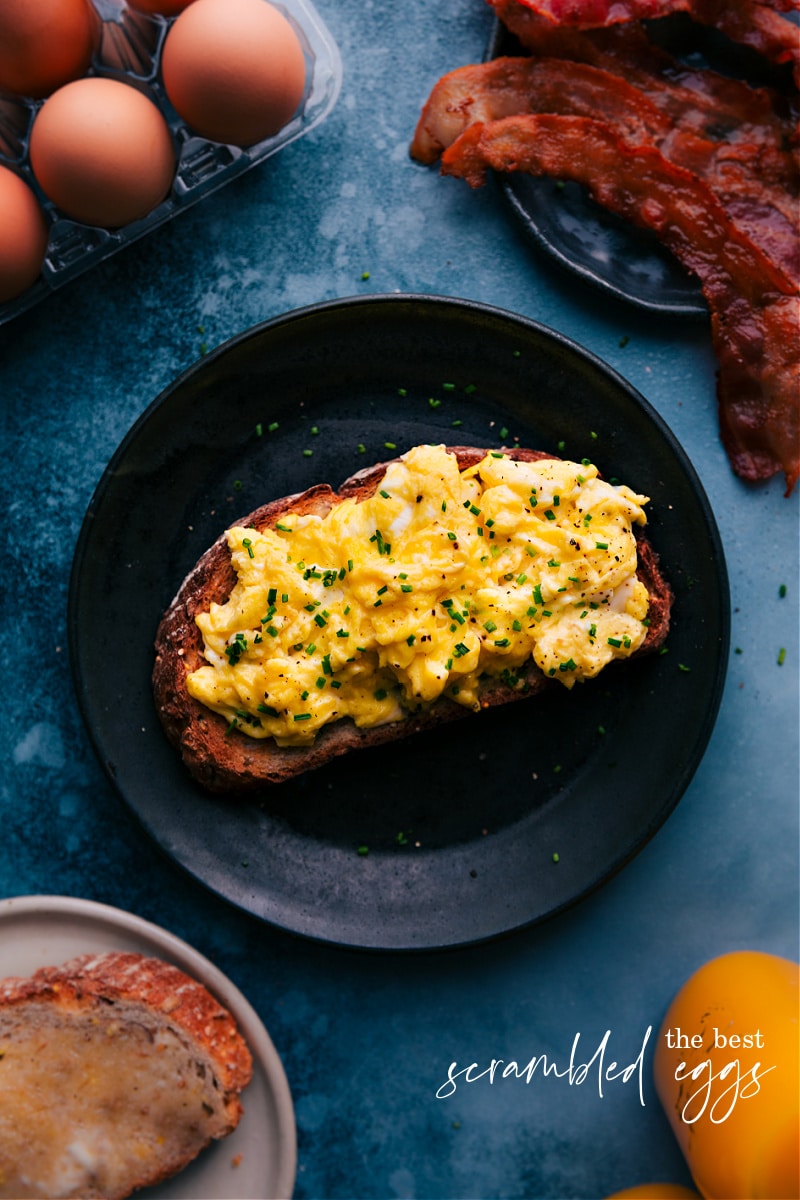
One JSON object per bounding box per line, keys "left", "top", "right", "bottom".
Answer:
{"left": 0, "top": 2, "right": 797, "bottom": 1197}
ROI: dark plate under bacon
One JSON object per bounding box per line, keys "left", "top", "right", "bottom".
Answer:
{"left": 410, "top": 0, "right": 800, "bottom": 495}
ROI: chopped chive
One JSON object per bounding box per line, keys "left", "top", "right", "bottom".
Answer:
{"left": 294, "top": 713, "right": 312, "bottom": 721}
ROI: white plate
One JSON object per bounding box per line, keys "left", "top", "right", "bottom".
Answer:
{"left": 0, "top": 895, "right": 297, "bottom": 1200}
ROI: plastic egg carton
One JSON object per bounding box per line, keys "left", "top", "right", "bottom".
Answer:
{"left": 0, "top": 0, "right": 342, "bottom": 327}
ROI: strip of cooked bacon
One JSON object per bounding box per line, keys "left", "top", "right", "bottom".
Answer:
{"left": 509, "top": 0, "right": 800, "bottom": 82}
{"left": 411, "top": 57, "right": 671, "bottom": 163}
{"left": 489, "top": 0, "right": 800, "bottom": 141}
{"left": 411, "top": 56, "right": 800, "bottom": 277}
{"left": 440, "top": 114, "right": 800, "bottom": 493}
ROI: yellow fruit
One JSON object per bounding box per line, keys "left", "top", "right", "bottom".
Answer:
{"left": 654, "top": 951, "right": 799, "bottom": 1199}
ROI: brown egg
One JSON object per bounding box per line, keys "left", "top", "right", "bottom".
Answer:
{"left": 0, "top": 166, "right": 49, "bottom": 304}
{"left": 161, "top": 0, "right": 307, "bottom": 147}
{"left": 126, "top": 0, "right": 197, "bottom": 13}
{"left": 29, "top": 78, "right": 176, "bottom": 229}
{"left": 0, "top": 0, "right": 96, "bottom": 100}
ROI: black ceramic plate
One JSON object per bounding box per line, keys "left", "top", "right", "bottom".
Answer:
{"left": 69, "top": 295, "right": 729, "bottom": 951}
{"left": 485, "top": 15, "right": 795, "bottom": 317}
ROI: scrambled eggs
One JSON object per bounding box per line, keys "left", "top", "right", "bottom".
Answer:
{"left": 187, "top": 445, "right": 651, "bottom": 746}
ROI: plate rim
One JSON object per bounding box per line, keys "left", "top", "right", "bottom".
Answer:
{"left": 67, "top": 292, "right": 731, "bottom": 951}
{"left": 0, "top": 892, "right": 297, "bottom": 1199}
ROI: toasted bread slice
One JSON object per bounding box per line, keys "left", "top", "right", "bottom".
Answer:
{"left": 153, "top": 446, "right": 672, "bottom": 794}
{"left": 0, "top": 952, "right": 253, "bottom": 1200}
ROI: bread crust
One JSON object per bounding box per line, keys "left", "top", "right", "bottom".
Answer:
{"left": 0, "top": 951, "right": 253, "bottom": 1199}
{"left": 153, "top": 446, "right": 673, "bottom": 794}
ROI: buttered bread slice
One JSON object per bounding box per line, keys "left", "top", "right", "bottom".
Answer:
{"left": 0, "top": 952, "right": 253, "bottom": 1200}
